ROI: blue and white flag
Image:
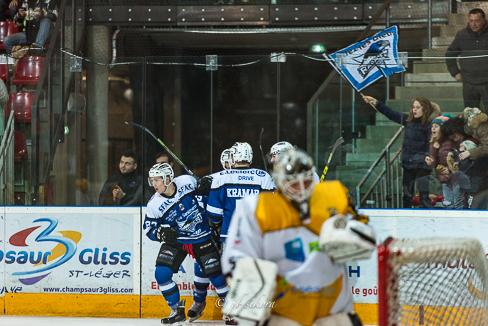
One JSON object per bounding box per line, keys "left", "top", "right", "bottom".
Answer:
{"left": 327, "top": 26, "right": 405, "bottom": 92}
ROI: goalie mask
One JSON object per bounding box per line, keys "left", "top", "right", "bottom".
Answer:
{"left": 220, "top": 148, "right": 235, "bottom": 170}
{"left": 272, "top": 148, "right": 316, "bottom": 203}
{"left": 231, "top": 142, "right": 253, "bottom": 164}
{"left": 148, "top": 163, "right": 174, "bottom": 187}
{"left": 269, "top": 141, "right": 293, "bottom": 163}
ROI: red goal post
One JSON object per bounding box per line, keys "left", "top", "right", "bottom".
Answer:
{"left": 378, "top": 237, "right": 488, "bottom": 326}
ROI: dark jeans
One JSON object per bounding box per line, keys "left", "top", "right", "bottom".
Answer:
{"left": 463, "top": 82, "right": 488, "bottom": 111}
{"left": 403, "top": 167, "right": 432, "bottom": 208}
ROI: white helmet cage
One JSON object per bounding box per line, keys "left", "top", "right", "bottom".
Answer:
{"left": 272, "top": 148, "right": 316, "bottom": 203}
{"left": 148, "top": 163, "right": 174, "bottom": 187}
{"left": 231, "top": 142, "right": 253, "bottom": 164}
{"left": 269, "top": 141, "right": 293, "bottom": 162}
{"left": 220, "top": 148, "right": 235, "bottom": 170}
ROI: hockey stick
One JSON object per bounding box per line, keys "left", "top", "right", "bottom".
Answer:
{"left": 258, "top": 128, "right": 268, "bottom": 171}
{"left": 125, "top": 121, "right": 195, "bottom": 177}
{"left": 320, "top": 136, "right": 344, "bottom": 182}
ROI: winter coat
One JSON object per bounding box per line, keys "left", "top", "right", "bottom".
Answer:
{"left": 376, "top": 101, "right": 432, "bottom": 170}
{"left": 429, "top": 139, "right": 455, "bottom": 183}
{"left": 446, "top": 24, "right": 488, "bottom": 85}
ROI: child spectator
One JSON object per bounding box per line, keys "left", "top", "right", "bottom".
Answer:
{"left": 425, "top": 115, "right": 455, "bottom": 207}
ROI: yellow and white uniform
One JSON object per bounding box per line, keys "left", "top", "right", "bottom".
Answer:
{"left": 222, "top": 180, "right": 357, "bottom": 326}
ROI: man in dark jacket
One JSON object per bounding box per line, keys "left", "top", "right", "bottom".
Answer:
{"left": 446, "top": 8, "right": 488, "bottom": 110}
{"left": 99, "top": 150, "right": 143, "bottom": 206}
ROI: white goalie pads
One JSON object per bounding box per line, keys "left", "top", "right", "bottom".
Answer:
{"left": 319, "top": 215, "right": 376, "bottom": 264}
{"left": 223, "top": 257, "right": 278, "bottom": 325}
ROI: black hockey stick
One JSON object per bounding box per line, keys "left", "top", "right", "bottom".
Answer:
{"left": 125, "top": 121, "right": 195, "bottom": 177}
{"left": 258, "top": 128, "right": 268, "bottom": 171}
{"left": 320, "top": 136, "right": 344, "bottom": 182}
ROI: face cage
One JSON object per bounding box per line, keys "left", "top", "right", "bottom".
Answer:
{"left": 147, "top": 175, "right": 172, "bottom": 187}
{"left": 220, "top": 152, "right": 235, "bottom": 170}
{"left": 280, "top": 170, "right": 316, "bottom": 203}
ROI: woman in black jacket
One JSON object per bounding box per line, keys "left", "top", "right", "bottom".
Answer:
{"left": 362, "top": 95, "right": 436, "bottom": 208}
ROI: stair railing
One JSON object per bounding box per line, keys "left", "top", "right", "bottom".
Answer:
{"left": 0, "top": 111, "right": 15, "bottom": 204}
{"left": 355, "top": 126, "right": 404, "bottom": 208}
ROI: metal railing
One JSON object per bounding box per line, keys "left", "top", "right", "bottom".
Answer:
{"left": 355, "top": 126, "right": 404, "bottom": 208}
{"left": 0, "top": 112, "right": 15, "bottom": 204}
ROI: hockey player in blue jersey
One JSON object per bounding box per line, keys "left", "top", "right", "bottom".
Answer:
{"left": 206, "top": 142, "right": 275, "bottom": 242}
{"left": 144, "top": 163, "right": 229, "bottom": 324}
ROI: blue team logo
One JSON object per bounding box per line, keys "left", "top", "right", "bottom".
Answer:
{"left": 4, "top": 218, "right": 81, "bottom": 285}
{"left": 284, "top": 238, "right": 305, "bottom": 262}
{"left": 256, "top": 170, "right": 266, "bottom": 177}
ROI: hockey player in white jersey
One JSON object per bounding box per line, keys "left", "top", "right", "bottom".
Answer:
{"left": 220, "top": 148, "right": 235, "bottom": 170}
{"left": 206, "top": 142, "right": 275, "bottom": 242}
{"left": 144, "top": 163, "right": 229, "bottom": 324}
{"left": 221, "top": 148, "right": 376, "bottom": 326}
{"left": 269, "top": 141, "right": 320, "bottom": 183}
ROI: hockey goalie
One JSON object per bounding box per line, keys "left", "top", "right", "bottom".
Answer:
{"left": 221, "top": 148, "right": 376, "bottom": 326}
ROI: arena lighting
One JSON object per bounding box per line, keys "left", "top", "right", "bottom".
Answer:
{"left": 310, "top": 43, "right": 326, "bottom": 53}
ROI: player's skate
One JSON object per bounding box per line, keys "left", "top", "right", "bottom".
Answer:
{"left": 223, "top": 314, "right": 238, "bottom": 325}
{"left": 161, "top": 300, "right": 186, "bottom": 324}
{"left": 187, "top": 300, "right": 206, "bottom": 322}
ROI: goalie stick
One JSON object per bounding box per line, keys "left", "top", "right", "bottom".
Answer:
{"left": 125, "top": 121, "right": 195, "bottom": 177}
{"left": 320, "top": 136, "right": 344, "bottom": 182}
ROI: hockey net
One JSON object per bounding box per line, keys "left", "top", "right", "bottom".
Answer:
{"left": 378, "top": 237, "right": 488, "bottom": 326}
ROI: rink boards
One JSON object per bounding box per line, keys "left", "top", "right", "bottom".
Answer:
{"left": 0, "top": 207, "right": 487, "bottom": 324}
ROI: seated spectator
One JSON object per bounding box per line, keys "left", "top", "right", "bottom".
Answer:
{"left": 155, "top": 151, "right": 173, "bottom": 166}
{"left": 4, "top": 0, "right": 58, "bottom": 55}
{"left": 99, "top": 150, "right": 143, "bottom": 206}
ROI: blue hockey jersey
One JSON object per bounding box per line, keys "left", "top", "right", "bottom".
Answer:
{"left": 144, "top": 175, "right": 212, "bottom": 244}
{"left": 206, "top": 168, "right": 275, "bottom": 237}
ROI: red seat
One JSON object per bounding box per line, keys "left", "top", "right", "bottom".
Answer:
{"left": 0, "top": 20, "right": 19, "bottom": 50}
{"left": 0, "top": 63, "right": 8, "bottom": 83}
{"left": 14, "top": 131, "right": 27, "bottom": 162}
{"left": 5, "top": 91, "right": 35, "bottom": 123}
{"left": 13, "top": 56, "right": 45, "bottom": 86}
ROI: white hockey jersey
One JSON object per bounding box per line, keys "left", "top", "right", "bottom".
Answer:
{"left": 206, "top": 167, "right": 275, "bottom": 237}
{"left": 222, "top": 181, "right": 357, "bottom": 326}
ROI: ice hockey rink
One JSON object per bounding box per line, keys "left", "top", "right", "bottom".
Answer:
{"left": 0, "top": 316, "right": 226, "bottom": 325}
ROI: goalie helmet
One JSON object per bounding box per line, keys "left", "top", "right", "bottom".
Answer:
{"left": 231, "top": 142, "right": 253, "bottom": 164}
{"left": 220, "top": 148, "right": 235, "bottom": 170}
{"left": 148, "top": 163, "right": 174, "bottom": 187}
{"left": 272, "top": 148, "right": 316, "bottom": 203}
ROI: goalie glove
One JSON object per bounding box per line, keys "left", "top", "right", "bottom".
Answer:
{"left": 319, "top": 215, "right": 376, "bottom": 264}
{"left": 156, "top": 224, "right": 178, "bottom": 244}
{"left": 223, "top": 257, "right": 278, "bottom": 325}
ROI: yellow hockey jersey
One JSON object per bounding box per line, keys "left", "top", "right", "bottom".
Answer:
{"left": 221, "top": 181, "right": 356, "bottom": 326}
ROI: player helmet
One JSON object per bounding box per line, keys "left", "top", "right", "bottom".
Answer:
{"left": 231, "top": 142, "right": 253, "bottom": 164}
{"left": 269, "top": 141, "right": 293, "bottom": 163}
{"left": 220, "top": 148, "right": 235, "bottom": 170}
{"left": 272, "top": 148, "right": 316, "bottom": 203}
{"left": 148, "top": 163, "right": 174, "bottom": 187}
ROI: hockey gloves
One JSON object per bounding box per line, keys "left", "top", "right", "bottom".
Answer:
{"left": 195, "top": 175, "right": 213, "bottom": 196}
{"left": 156, "top": 224, "right": 178, "bottom": 244}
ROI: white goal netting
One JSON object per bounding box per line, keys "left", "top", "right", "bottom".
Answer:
{"left": 378, "top": 238, "right": 488, "bottom": 326}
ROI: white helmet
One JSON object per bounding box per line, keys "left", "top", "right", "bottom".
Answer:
{"left": 231, "top": 142, "right": 253, "bottom": 164}
{"left": 148, "top": 163, "right": 174, "bottom": 187}
{"left": 220, "top": 148, "right": 235, "bottom": 170}
{"left": 272, "top": 148, "right": 316, "bottom": 203}
{"left": 269, "top": 141, "right": 293, "bottom": 163}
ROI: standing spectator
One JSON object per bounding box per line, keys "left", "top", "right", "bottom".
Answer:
{"left": 446, "top": 8, "right": 488, "bottom": 110}
{"left": 362, "top": 95, "right": 435, "bottom": 208}
{"left": 98, "top": 150, "right": 143, "bottom": 206}
{"left": 4, "top": 0, "right": 58, "bottom": 55}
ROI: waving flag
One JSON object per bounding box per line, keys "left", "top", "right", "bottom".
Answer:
{"left": 327, "top": 26, "right": 405, "bottom": 92}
